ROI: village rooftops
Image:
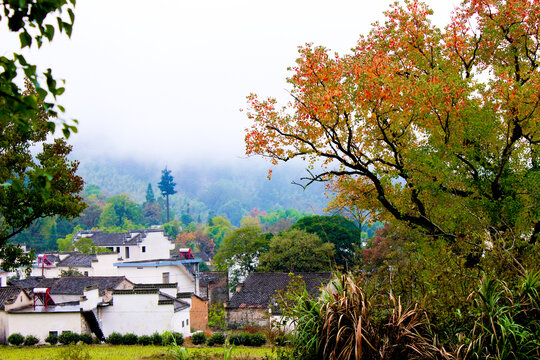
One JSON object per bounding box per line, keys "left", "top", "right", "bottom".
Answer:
{"left": 11, "top": 276, "right": 130, "bottom": 297}
{"left": 114, "top": 258, "right": 201, "bottom": 267}
{"left": 227, "top": 272, "right": 332, "bottom": 310}
{"left": 7, "top": 302, "right": 82, "bottom": 313}
{"left": 75, "top": 229, "right": 169, "bottom": 247}
{"left": 0, "top": 286, "right": 27, "bottom": 310}
{"left": 56, "top": 253, "right": 98, "bottom": 268}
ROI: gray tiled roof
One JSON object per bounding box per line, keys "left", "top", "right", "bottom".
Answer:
{"left": 77, "top": 231, "right": 144, "bottom": 246}
{"left": 199, "top": 271, "right": 226, "bottom": 287}
{"left": 29, "top": 276, "right": 129, "bottom": 296}
{"left": 158, "top": 292, "right": 190, "bottom": 312}
{"left": 0, "top": 287, "right": 24, "bottom": 310}
{"left": 57, "top": 253, "right": 97, "bottom": 267}
{"left": 228, "top": 272, "right": 331, "bottom": 310}
{"left": 8, "top": 276, "right": 44, "bottom": 290}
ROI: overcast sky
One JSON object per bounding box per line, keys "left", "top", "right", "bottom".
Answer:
{"left": 2, "top": 0, "right": 458, "bottom": 167}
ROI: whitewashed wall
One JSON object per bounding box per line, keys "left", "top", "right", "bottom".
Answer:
{"left": 116, "top": 264, "right": 196, "bottom": 294}
{"left": 7, "top": 311, "right": 83, "bottom": 343}
{"left": 100, "top": 292, "right": 177, "bottom": 336}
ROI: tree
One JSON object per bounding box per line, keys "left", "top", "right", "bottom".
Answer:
{"left": 245, "top": 0, "right": 540, "bottom": 260}
{"left": 214, "top": 226, "right": 271, "bottom": 288}
{"left": 258, "top": 229, "right": 334, "bottom": 272}
{"left": 158, "top": 168, "right": 177, "bottom": 223}
{"left": 99, "top": 194, "right": 142, "bottom": 229}
{"left": 1, "top": 83, "right": 86, "bottom": 271}
{"left": 206, "top": 216, "right": 232, "bottom": 249}
{"left": 145, "top": 183, "right": 156, "bottom": 204}
{"left": 73, "top": 237, "right": 110, "bottom": 254}
{"left": 291, "top": 215, "right": 362, "bottom": 267}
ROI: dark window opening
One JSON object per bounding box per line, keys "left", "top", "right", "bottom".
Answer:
{"left": 125, "top": 247, "right": 130, "bottom": 259}
{"left": 142, "top": 246, "right": 146, "bottom": 253}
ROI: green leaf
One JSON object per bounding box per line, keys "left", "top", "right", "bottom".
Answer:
{"left": 19, "top": 31, "right": 32, "bottom": 48}
{"left": 45, "top": 24, "right": 55, "bottom": 41}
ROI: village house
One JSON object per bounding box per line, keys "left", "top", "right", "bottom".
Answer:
{"left": 0, "top": 287, "right": 32, "bottom": 343}
{"left": 75, "top": 229, "right": 174, "bottom": 261}
{"left": 225, "top": 272, "right": 331, "bottom": 328}
{"left": 199, "top": 271, "right": 228, "bottom": 305}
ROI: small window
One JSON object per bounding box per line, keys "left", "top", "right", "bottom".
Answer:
{"left": 107, "top": 247, "right": 113, "bottom": 252}
{"left": 142, "top": 246, "right": 146, "bottom": 253}
{"left": 116, "top": 247, "right": 120, "bottom": 253}
{"left": 125, "top": 247, "right": 130, "bottom": 259}
{"left": 162, "top": 272, "right": 170, "bottom": 283}
{"left": 49, "top": 331, "right": 58, "bottom": 337}
{"left": 182, "top": 320, "right": 185, "bottom": 328}
{"left": 84, "top": 271, "right": 88, "bottom": 276}
{"left": 186, "top": 319, "right": 189, "bottom": 326}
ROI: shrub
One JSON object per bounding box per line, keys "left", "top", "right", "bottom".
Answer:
{"left": 23, "top": 335, "right": 39, "bottom": 346}
{"left": 106, "top": 332, "right": 123, "bottom": 345}
{"left": 191, "top": 332, "right": 207, "bottom": 345}
{"left": 79, "top": 333, "right": 93, "bottom": 345}
{"left": 138, "top": 335, "right": 152, "bottom": 346}
{"left": 45, "top": 333, "right": 59, "bottom": 345}
{"left": 162, "top": 331, "right": 184, "bottom": 346}
{"left": 228, "top": 333, "right": 246, "bottom": 346}
{"left": 58, "top": 331, "right": 80, "bottom": 345}
{"left": 7, "top": 333, "right": 24, "bottom": 346}
{"left": 151, "top": 332, "right": 163, "bottom": 346}
{"left": 249, "top": 333, "right": 267, "bottom": 346}
{"left": 208, "top": 303, "right": 226, "bottom": 330}
{"left": 122, "top": 333, "right": 138, "bottom": 345}
{"left": 207, "top": 332, "right": 226, "bottom": 346}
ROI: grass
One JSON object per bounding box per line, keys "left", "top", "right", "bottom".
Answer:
{"left": 0, "top": 345, "right": 272, "bottom": 360}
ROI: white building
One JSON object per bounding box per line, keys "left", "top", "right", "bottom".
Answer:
{"left": 75, "top": 229, "right": 175, "bottom": 262}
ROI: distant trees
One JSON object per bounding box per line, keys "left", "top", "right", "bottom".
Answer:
{"left": 258, "top": 229, "right": 334, "bottom": 272}
{"left": 99, "top": 195, "right": 143, "bottom": 229}
{"left": 158, "top": 168, "right": 177, "bottom": 223}
{"left": 291, "top": 215, "right": 362, "bottom": 267}
{"left": 214, "top": 226, "right": 271, "bottom": 288}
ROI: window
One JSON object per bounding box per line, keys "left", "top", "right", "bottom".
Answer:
{"left": 116, "top": 247, "right": 120, "bottom": 253}
{"left": 182, "top": 320, "right": 185, "bottom": 328}
{"left": 125, "top": 247, "right": 130, "bottom": 259}
{"left": 162, "top": 272, "right": 170, "bottom": 283}
{"left": 84, "top": 271, "right": 88, "bottom": 276}
{"left": 107, "top": 247, "right": 113, "bottom": 252}
{"left": 49, "top": 331, "right": 58, "bottom": 337}
{"left": 186, "top": 319, "right": 189, "bottom": 326}
{"left": 142, "top": 246, "right": 146, "bottom": 253}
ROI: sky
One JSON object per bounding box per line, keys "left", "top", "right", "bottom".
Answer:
{"left": 1, "top": 0, "right": 459, "bottom": 167}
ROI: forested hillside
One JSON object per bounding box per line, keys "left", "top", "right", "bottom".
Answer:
{"left": 76, "top": 157, "right": 328, "bottom": 226}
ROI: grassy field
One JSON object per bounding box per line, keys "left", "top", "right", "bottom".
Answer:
{"left": 0, "top": 345, "right": 273, "bottom": 360}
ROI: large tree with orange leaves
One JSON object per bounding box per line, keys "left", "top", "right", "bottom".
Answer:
{"left": 245, "top": 0, "right": 540, "bottom": 253}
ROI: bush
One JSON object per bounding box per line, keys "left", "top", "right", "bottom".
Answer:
{"left": 162, "top": 331, "right": 184, "bottom": 346}
{"left": 79, "top": 333, "right": 93, "bottom": 345}
{"left": 58, "top": 331, "right": 80, "bottom": 345}
{"left": 58, "top": 344, "right": 91, "bottom": 360}
{"left": 138, "top": 335, "right": 152, "bottom": 346}
{"left": 207, "top": 332, "right": 226, "bottom": 346}
{"left": 23, "top": 335, "right": 39, "bottom": 346}
{"left": 122, "top": 333, "right": 138, "bottom": 345}
{"left": 249, "top": 333, "right": 267, "bottom": 346}
{"left": 151, "top": 332, "right": 163, "bottom": 346}
{"left": 191, "top": 332, "right": 207, "bottom": 345}
{"left": 106, "top": 332, "right": 123, "bottom": 345}
{"left": 45, "top": 333, "right": 59, "bottom": 345}
{"left": 7, "top": 333, "right": 24, "bottom": 346}
{"left": 228, "top": 333, "right": 266, "bottom": 346}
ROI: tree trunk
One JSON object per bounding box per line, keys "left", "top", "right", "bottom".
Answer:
{"left": 166, "top": 194, "right": 170, "bottom": 223}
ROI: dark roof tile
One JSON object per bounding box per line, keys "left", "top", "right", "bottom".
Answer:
{"left": 57, "top": 253, "right": 97, "bottom": 267}
{"left": 0, "top": 287, "right": 25, "bottom": 310}
{"left": 228, "top": 272, "right": 331, "bottom": 309}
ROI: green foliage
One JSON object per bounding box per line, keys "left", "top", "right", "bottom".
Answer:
{"left": 199, "top": 261, "right": 210, "bottom": 272}
{"left": 137, "top": 335, "right": 152, "bottom": 346}
{"left": 150, "top": 332, "right": 163, "bottom": 346}
{"left": 23, "top": 335, "right": 39, "bottom": 346}
{"left": 206, "top": 216, "right": 232, "bottom": 249}
{"left": 99, "top": 194, "right": 143, "bottom": 229}
{"left": 106, "top": 332, "right": 123, "bottom": 345}
{"left": 258, "top": 229, "right": 334, "bottom": 272}
{"left": 158, "top": 167, "right": 177, "bottom": 223}
{"left": 60, "top": 267, "right": 84, "bottom": 277}
{"left": 206, "top": 332, "right": 226, "bottom": 346}
{"left": 45, "top": 333, "right": 58, "bottom": 345}
{"left": 122, "top": 333, "right": 138, "bottom": 345}
{"left": 58, "top": 331, "right": 80, "bottom": 345}
{"left": 57, "top": 233, "right": 74, "bottom": 252}
{"left": 163, "top": 219, "right": 182, "bottom": 239}
{"left": 208, "top": 303, "right": 226, "bottom": 330}
{"left": 258, "top": 209, "right": 311, "bottom": 234}
{"left": 0, "top": 82, "right": 86, "bottom": 270}
{"left": 228, "top": 333, "right": 265, "bottom": 346}
{"left": 145, "top": 183, "right": 156, "bottom": 203}
{"left": 191, "top": 332, "right": 207, "bottom": 345}
{"left": 214, "top": 226, "right": 270, "bottom": 288}
{"left": 73, "top": 237, "right": 110, "bottom": 254}
{"left": 291, "top": 215, "right": 362, "bottom": 267}
{"left": 7, "top": 333, "right": 24, "bottom": 346}
{"left": 162, "top": 331, "right": 184, "bottom": 346}
{"left": 78, "top": 333, "right": 93, "bottom": 345}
